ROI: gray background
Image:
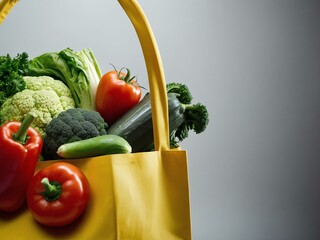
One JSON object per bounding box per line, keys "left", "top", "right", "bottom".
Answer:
{"left": 1, "top": 0, "right": 320, "bottom": 239}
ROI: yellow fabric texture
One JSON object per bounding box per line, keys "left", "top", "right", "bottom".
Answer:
{"left": 118, "top": 0, "right": 170, "bottom": 151}
{"left": 0, "top": 0, "right": 192, "bottom": 239}
{"left": 0, "top": 0, "right": 19, "bottom": 24}
{"left": 1, "top": 152, "right": 191, "bottom": 240}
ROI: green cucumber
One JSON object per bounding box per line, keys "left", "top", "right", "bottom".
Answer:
{"left": 107, "top": 93, "right": 185, "bottom": 152}
{"left": 57, "top": 135, "right": 132, "bottom": 159}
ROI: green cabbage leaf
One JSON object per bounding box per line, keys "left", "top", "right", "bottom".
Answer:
{"left": 28, "top": 48, "right": 101, "bottom": 110}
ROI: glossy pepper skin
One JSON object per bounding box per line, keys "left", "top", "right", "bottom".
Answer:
{"left": 0, "top": 114, "right": 43, "bottom": 212}
{"left": 27, "top": 162, "right": 90, "bottom": 227}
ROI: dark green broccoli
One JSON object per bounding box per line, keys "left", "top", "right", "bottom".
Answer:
{"left": 172, "top": 102, "right": 209, "bottom": 142}
{"left": 42, "top": 108, "right": 108, "bottom": 160}
{"left": 166, "top": 82, "right": 193, "bottom": 104}
{"left": 166, "top": 82, "right": 209, "bottom": 143}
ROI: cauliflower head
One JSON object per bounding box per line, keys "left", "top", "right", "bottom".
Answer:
{"left": 0, "top": 76, "right": 75, "bottom": 137}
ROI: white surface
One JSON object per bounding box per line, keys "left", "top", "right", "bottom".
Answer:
{"left": 1, "top": 0, "right": 320, "bottom": 239}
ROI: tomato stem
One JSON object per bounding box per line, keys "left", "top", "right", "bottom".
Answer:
{"left": 110, "top": 63, "right": 135, "bottom": 84}
{"left": 41, "top": 177, "right": 62, "bottom": 202}
{"left": 122, "top": 68, "right": 132, "bottom": 83}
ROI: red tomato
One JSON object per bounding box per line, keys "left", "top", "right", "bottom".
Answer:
{"left": 26, "top": 162, "right": 90, "bottom": 227}
{"left": 95, "top": 67, "right": 142, "bottom": 125}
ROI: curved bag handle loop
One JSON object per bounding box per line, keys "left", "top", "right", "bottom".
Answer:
{"left": 0, "top": 0, "right": 171, "bottom": 151}
{"left": 118, "top": 0, "right": 170, "bottom": 151}
{"left": 0, "top": 0, "right": 19, "bottom": 23}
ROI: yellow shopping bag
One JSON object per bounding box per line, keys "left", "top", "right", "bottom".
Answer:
{"left": 0, "top": 0, "right": 192, "bottom": 239}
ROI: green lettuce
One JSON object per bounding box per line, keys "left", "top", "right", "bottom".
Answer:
{"left": 28, "top": 48, "right": 102, "bottom": 110}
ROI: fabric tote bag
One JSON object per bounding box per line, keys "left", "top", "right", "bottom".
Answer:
{"left": 0, "top": 0, "right": 192, "bottom": 239}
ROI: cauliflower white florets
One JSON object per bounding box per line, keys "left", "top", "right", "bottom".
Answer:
{"left": 0, "top": 76, "right": 75, "bottom": 137}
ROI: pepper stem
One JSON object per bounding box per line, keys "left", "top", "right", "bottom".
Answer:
{"left": 40, "top": 177, "right": 62, "bottom": 202}
{"left": 12, "top": 113, "right": 34, "bottom": 144}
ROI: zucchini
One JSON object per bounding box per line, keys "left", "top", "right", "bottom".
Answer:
{"left": 107, "top": 93, "right": 184, "bottom": 152}
{"left": 57, "top": 135, "right": 132, "bottom": 159}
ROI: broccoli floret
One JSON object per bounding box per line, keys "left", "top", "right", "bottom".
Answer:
{"left": 172, "top": 103, "right": 209, "bottom": 142}
{"left": 42, "top": 108, "right": 108, "bottom": 160}
{"left": 166, "top": 82, "right": 209, "bottom": 143}
{"left": 166, "top": 82, "right": 193, "bottom": 104}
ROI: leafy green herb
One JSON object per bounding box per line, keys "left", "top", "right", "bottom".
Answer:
{"left": 0, "top": 52, "right": 29, "bottom": 106}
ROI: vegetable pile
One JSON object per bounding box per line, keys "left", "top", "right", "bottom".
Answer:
{"left": 0, "top": 48, "right": 209, "bottom": 157}
{"left": 0, "top": 47, "right": 209, "bottom": 225}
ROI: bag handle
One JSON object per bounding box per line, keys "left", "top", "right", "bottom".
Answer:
{"left": 0, "top": 0, "right": 19, "bottom": 23}
{"left": 0, "top": 0, "right": 170, "bottom": 151}
{"left": 118, "top": 0, "right": 170, "bottom": 151}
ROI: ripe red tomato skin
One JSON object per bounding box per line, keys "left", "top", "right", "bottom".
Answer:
{"left": 26, "top": 162, "right": 90, "bottom": 227}
{"left": 95, "top": 70, "right": 142, "bottom": 125}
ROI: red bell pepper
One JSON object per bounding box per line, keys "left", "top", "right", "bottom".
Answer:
{"left": 0, "top": 114, "right": 43, "bottom": 212}
{"left": 27, "top": 162, "right": 90, "bottom": 227}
